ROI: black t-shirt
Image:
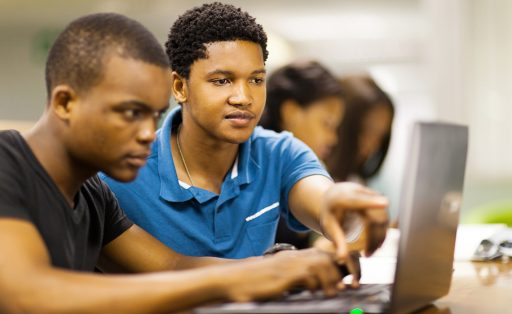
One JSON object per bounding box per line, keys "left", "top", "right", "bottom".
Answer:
{"left": 0, "top": 130, "right": 133, "bottom": 271}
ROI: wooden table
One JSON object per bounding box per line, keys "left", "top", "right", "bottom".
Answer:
{"left": 418, "top": 260, "right": 511, "bottom": 313}
{"left": 179, "top": 260, "right": 510, "bottom": 314}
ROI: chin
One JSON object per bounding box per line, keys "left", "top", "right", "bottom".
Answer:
{"left": 226, "top": 134, "right": 252, "bottom": 144}
{"left": 105, "top": 168, "right": 140, "bottom": 182}
{"left": 225, "top": 128, "right": 254, "bottom": 144}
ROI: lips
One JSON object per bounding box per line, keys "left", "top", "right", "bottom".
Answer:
{"left": 225, "top": 111, "right": 255, "bottom": 119}
{"left": 125, "top": 152, "right": 150, "bottom": 168}
{"left": 225, "top": 111, "right": 255, "bottom": 127}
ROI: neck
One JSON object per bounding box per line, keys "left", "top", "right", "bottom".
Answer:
{"left": 23, "top": 114, "right": 94, "bottom": 207}
{"left": 172, "top": 121, "right": 239, "bottom": 193}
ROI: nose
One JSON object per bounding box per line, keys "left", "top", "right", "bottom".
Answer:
{"left": 136, "top": 118, "right": 157, "bottom": 144}
{"left": 228, "top": 82, "right": 252, "bottom": 107}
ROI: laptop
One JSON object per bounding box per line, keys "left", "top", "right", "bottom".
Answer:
{"left": 195, "top": 121, "right": 469, "bottom": 314}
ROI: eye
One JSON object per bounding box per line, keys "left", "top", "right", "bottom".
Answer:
{"left": 123, "top": 108, "right": 144, "bottom": 121}
{"left": 211, "top": 78, "right": 230, "bottom": 86}
{"left": 250, "top": 77, "right": 265, "bottom": 85}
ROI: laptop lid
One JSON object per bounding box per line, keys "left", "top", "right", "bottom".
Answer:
{"left": 389, "top": 122, "right": 468, "bottom": 314}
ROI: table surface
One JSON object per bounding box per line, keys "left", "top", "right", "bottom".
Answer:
{"left": 419, "top": 260, "right": 511, "bottom": 314}
{"left": 181, "top": 226, "right": 511, "bottom": 314}
{"left": 179, "top": 260, "right": 510, "bottom": 314}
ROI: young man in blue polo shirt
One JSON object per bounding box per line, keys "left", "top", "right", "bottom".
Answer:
{"left": 101, "top": 2, "right": 388, "bottom": 283}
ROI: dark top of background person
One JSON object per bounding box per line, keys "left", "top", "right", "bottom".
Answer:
{"left": 165, "top": 1, "right": 268, "bottom": 79}
{"left": 260, "top": 60, "right": 344, "bottom": 132}
{"left": 45, "top": 13, "right": 169, "bottom": 101}
{"left": 326, "top": 75, "right": 394, "bottom": 182}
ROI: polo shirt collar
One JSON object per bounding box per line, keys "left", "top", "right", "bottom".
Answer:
{"left": 233, "top": 132, "right": 260, "bottom": 186}
{"left": 156, "top": 107, "right": 260, "bottom": 203}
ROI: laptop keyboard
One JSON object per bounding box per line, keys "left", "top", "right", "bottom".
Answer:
{"left": 283, "top": 284, "right": 391, "bottom": 304}
{"left": 195, "top": 284, "right": 392, "bottom": 314}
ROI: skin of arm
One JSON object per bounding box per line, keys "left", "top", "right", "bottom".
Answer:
{"left": 98, "top": 224, "right": 236, "bottom": 273}
{"left": 288, "top": 175, "right": 389, "bottom": 283}
{"left": 0, "top": 219, "right": 341, "bottom": 314}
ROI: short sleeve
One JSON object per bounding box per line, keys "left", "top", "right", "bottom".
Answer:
{"left": 96, "top": 178, "right": 134, "bottom": 246}
{"left": 0, "top": 135, "right": 31, "bottom": 221}
{"left": 279, "top": 133, "right": 332, "bottom": 231}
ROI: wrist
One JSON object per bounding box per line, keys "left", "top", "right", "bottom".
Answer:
{"left": 202, "top": 266, "right": 236, "bottom": 302}
{"left": 263, "top": 243, "right": 297, "bottom": 256}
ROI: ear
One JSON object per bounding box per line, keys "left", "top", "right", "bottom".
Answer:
{"left": 280, "top": 99, "right": 303, "bottom": 130}
{"left": 49, "top": 85, "right": 78, "bottom": 121}
{"left": 171, "top": 71, "right": 188, "bottom": 105}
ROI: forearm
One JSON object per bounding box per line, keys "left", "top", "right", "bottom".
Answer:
{"left": 98, "top": 224, "right": 245, "bottom": 273}
{"left": 2, "top": 267, "right": 224, "bottom": 314}
{"left": 174, "top": 255, "right": 245, "bottom": 270}
{"left": 288, "top": 175, "right": 333, "bottom": 236}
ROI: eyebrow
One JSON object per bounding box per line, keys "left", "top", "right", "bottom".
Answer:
{"left": 206, "top": 69, "right": 267, "bottom": 76}
{"left": 116, "top": 100, "right": 151, "bottom": 109}
{"left": 116, "top": 100, "right": 169, "bottom": 112}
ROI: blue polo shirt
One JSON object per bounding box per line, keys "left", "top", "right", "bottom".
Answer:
{"left": 100, "top": 107, "right": 330, "bottom": 258}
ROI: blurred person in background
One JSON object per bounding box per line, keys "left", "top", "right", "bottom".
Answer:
{"left": 260, "top": 60, "right": 345, "bottom": 249}
{"left": 263, "top": 71, "right": 394, "bottom": 251}
{"left": 325, "top": 74, "right": 394, "bottom": 184}
{"left": 314, "top": 74, "right": 395, "bottom": 252}
{"left": 260, "top": 60, "right": 345, "bottom": 162}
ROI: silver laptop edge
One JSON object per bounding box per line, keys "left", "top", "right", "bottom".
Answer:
{"left": 390, "top": 122, "right": 468, "bottom": 314}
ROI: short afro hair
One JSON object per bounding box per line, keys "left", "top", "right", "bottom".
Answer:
{"left": 45, "top": 13, "right": 169, "bottom": 100}
{"left": 260, "top": 60, "right": 344, "bottom": 132}
{"left": 166, "top": 2, "right": 268, "bottom": 78}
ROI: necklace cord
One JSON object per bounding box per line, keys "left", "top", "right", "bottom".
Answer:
{"left": 176, "top": 125, "right": 195, "bottom": 187}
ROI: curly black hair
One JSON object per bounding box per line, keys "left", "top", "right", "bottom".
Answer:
{"left": 165, "top": 2, "right": 268, "bottom": 78}
{"left": 45, "top": 13, "right": 168, "bottom": 100}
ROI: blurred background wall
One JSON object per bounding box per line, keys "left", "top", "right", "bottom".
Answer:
{"left": 1, "top": 0, "right": 511, "bottom": 221}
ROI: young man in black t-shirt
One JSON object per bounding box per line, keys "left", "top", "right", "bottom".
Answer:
{"left": 0, "top": 13, "right": 344, "bottom": 313}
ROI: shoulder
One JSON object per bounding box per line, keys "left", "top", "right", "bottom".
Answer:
{"left": 0, "top": 130, "right": 22, "bottom": 156}
{"left": 251, "top": 126, "right": 314, "bottom": 157}
{"left": 0, "top": 129, "right": 20, "bottom": 141}
{"left": 0, "top": 130, "right": 33, "bottom": 172}
{"left": 251, "top": 126, "right": 297, "bottom": 149}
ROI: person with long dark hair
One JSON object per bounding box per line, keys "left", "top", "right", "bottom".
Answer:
{"left": 261, "top": 60, "right": 345, "bottom": 249}
{"left": 260, "top": 60, "right": 345, "bottom": 162}
{"left": 326, "top": 74, "right": 394, "bottom": 183}
{"left": 315, "top": 74, "right": 394, "bottom": 253}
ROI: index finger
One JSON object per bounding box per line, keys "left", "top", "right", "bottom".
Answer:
{"left": 322, "top": 213, "right": 349, "bottom": 263}
{"left": 341, "top": 194, "right": 388, "bottom": 210}
{"left": 326, "top": 187, "right": 388, "bottom": 211}
{"left": 345, "top": 251, "right": 361, "bottom": 288}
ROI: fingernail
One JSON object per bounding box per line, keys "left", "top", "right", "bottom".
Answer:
{"left": 336, "top": 282, "right": 346, "bottom": 290}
